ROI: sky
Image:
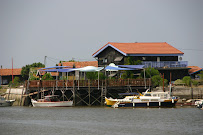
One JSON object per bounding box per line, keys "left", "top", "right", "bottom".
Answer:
{"left": 0, "top": 0, "right": 203, "bottom": 68}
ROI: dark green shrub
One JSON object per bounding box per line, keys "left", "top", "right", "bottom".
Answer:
{"left": 151, "top": 75, "right": 162, "bottom": 87}
{"left": 42, "top": 73, "right": 54, "bottom": 80}
{"left": 9, "top": 77, "right": 21, "bottom": 87}
{"left": 192, "top": 80, "right": 199, "bottom": 87}
{"left": 86, "top": 72, "right": 106, "bottom": 80}
{"left": 182, "top": 76, "right": 191, "bottom": 86}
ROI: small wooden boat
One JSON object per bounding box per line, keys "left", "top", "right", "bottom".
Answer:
{"left": 105, "top": 89, "right": 178, "bottom": 108}
{"left": 0, "top": 96, "right": 15, "bottom": 107}
{"left": 31, "top": 95, "right": 73, "bottom": 107}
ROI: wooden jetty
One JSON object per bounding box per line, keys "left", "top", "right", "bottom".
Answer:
{"left": 24, "top": 79, "right": 151, "bottom": 106}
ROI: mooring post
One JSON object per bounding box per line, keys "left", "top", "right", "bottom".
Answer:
{"left": 37, "top": 80, "right": 40, "bottom": 99}
{"left": 191, "top": 81, "right": 193, "bottom": 99}
{"left": 73, "top": 74, "right": 75, "bottom": 106}
{"left": 101, "top": 80, "right": 103, "bottom": 106}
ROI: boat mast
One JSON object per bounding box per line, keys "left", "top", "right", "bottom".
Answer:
{"left": 12, "top": 57, "right": 13, "bottom": 83}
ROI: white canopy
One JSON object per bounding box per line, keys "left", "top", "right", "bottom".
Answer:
{"left": 105, "top": 63, "right": 118, "bottom": 71}
{"left": 75, "top": 66, "right": 104, "bottom": 72}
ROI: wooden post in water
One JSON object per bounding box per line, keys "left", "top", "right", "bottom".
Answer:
{"left": 73, "top": 73, "right": 75, "bottom": 106}
{"left": 101, "top": 80, "right": 103, "bottom": 106}
{"left": 37, "top": 80, "right": 40, "bottom": 99}
{"left": 191, "top": 81, "right": 193, "bottom": 99}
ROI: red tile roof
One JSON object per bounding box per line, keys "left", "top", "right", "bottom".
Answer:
{"left": 0, "top": 68, "right": 22, "bottom": 76}
{"left": 93, "top": 42, "right": 184, "bottom": 56}
{"left": 61, "top": 61, "right": 98, "bottom": 68}
{"left": 188, "top": 66, "right": 203, "bottom": 74}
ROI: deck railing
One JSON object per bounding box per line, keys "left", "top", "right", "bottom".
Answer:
{"left": 26, "top": 79, "right": 151, "bottom": 88}
{"left": 142, "top": 61, "right": 188, "bottom": 68}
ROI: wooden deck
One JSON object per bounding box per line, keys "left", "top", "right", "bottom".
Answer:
{"left": 25, "top": 79, "right": 151, "bottom": 88}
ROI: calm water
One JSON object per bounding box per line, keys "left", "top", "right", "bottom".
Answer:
{"left": 0, "top": 106, "right": 203, "bottom": 135}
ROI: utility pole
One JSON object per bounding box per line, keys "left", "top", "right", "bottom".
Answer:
{"left": 44, "top": 56, "right": 47, "bottom": 67}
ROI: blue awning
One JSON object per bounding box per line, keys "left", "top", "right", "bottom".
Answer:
{"left": 105, "top": 66, "right": 134, "bottom": 71}
{"left": 39, "top": 68, "right": 75, "bottom": 72}
{"left": 118, "top": 65, "right": 144, "bottom": 69}
{"left": 40, "top": 66, "right": 71, "bottom": 70}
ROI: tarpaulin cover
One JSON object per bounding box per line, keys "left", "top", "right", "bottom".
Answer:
{"left": 118, "top": 65, "right": 144, "bottom": 69}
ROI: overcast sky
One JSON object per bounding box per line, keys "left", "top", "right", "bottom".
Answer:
{"left": 0, "top": 0, "right": 202, "bottom": 68}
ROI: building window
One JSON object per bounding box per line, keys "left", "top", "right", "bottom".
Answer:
{"left": 103, "top": 58, "right": 107, "bottom": 63}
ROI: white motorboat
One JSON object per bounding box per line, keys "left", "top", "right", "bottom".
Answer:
{"left": 0, "top": 96, "right": 15, "bottom": 107}
{"left": 105, "top": 89, "right": 178, "bottom": 108}
{"left": 195, "top": 99, "right": 203, "bottom": 109}
{"left": 31, "top": 95, "right": 73, "bottom": 107}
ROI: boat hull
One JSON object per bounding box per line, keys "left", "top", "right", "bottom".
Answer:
{"left": 105, "top": 97, "right": 118, "bottom": 107}
{"left": 118, "top": 100, "right": 178, "bottom": 108}
{"left": 31, "top": 99, "right": 73, "bottom": 107}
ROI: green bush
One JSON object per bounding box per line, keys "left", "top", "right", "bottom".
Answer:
{"left": 86, "top": 72, "right": 106, "bottom": 80}
{"left": 42, "top": 73, "right": 54, "bottom": 80}
{"left": 159, "top": 78, "right": 168, "bottom": 87}
{"left": 182, "top": 76, "right": 191, "bottom": 86}
{"left": 29, "top": 75, "right": 39, "bottom": 80}
{"left": 99, "top": 72, "right": 106, "bottom": 80}
{"left": 140, "top": 67, "right": 159, "bottom": 78}
{"left": 21, "top": 62, "right": 45, "bottom": 80}
{"left": 151, "top": 75, "right": 162, "bottom": 87}
{"left": 174, "top": 79, "right": 184, "bottom": 85}
{"left": 9, "top": 77, "right": 21, "bottom": 87}
{"left": 151, "top": 74, "right": 168, "bottom": 87}
{"left": 86, "top": 72, "right": 98, "bottom": 80}
{"left": 197, "top": 71, "right": 203, "bottom": 80}
{"left": 121, "top": 71, "right": 134, "bottom": 79}
{"left": 192, "top": 80, "right": 199, "bottom": 87}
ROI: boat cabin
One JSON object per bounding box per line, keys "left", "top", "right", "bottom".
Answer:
{"left": 37, "top": 95, "right": 60, "bottom": 102}
{"left": 142, "top": 92, "right": 171, "bottom": 99}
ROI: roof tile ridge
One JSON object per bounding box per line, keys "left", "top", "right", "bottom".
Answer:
{"left": 165, "top": 42, "right": 184, "bottom": 54}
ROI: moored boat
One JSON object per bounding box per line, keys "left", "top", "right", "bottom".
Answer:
{"left": 105, "top": 90, "right": 178, "bottom": 108}
{"left": 195, "top": 99, "right": 203, "bottom": 109}
{"left": 31, "top": 95, "right": 73, "bottom": 107}
{"left": 0, "top": 96, "right": 15, "bottom": 107}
